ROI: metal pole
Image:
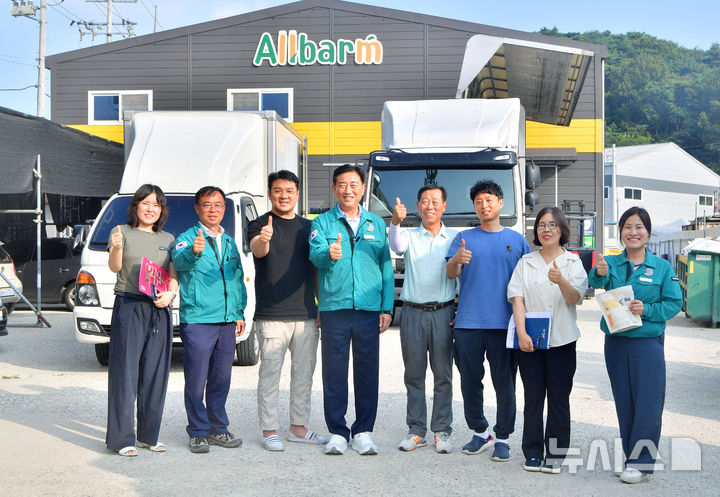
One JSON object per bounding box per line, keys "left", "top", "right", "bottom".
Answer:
{"left": 154, "top": 4, "right": 158, "bottom": 32}
{"left": 612, "top": 143, "right": 617, "bottom": 235}
{"left": 35, "top": 155, "right": 42, "bottom": 319}
{"left": 37, "top": 0, "right": 47, "bottom": 117}
{"left": 107, "top": 0, "right": 113, "bottom": 43}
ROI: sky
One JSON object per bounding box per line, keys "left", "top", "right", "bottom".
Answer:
{"left": 1, "top": 0, "right": 718, "bottom": 117}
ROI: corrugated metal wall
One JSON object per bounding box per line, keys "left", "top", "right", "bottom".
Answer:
{"left": 47, "top": 1, "right": 605, "bottom": 244}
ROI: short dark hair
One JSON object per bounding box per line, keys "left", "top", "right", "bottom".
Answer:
{"left": 470, "top": 180, "right": 503, "bottom": 202}
{"left": 332, "top": 164, "right": 365, "bottom": 185}
{"left": 127, "top": 184, "right": 168, "bottom": 232}
{"left": 268, "top": 170, "right": 300, "bottom": 190}
{"left": 618, "top": 206, "right": 652, "bottom": 239}
{"left": 417, "top": 185, "right": 447, "bottom": 202}
{"left": 532, "top": 206, "right": 570, "bottom": 247}
{"left": 195, "top": 186, "right": 226, "bottom": 204}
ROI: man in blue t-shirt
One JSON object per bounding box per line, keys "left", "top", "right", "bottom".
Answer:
{"left": 446, "top": 180, "right": 529, "bottom": 462}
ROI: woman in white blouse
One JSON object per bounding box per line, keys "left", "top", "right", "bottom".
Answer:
{"left": 507, "top": 206, "right": 588, "bottom": 474}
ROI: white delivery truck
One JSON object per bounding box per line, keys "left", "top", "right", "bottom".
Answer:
{"left": 73, "top": 110, "right": 307, "bottom": 366}
{"left": 362, "top": 98, "right": 540, "bottom": 309}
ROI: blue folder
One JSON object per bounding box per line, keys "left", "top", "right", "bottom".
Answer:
{"left": 506, "top": 312, "right": 552, "bottom": 350}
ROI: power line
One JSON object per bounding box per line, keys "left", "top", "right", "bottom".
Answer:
{"left": 0, "top": 57, "right": 37, "bottom": 67}
{"left": 49, "top": 0, "right": 83, "bottom": 22}
{"left": 0, "top": 85, "right": 37, "bottom": 92}
{"left": 138, "top": 0, "right": 163, "bottom": 30}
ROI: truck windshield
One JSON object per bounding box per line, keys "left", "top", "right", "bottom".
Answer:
{"left": 368, "top": 167, "right": 515, "bottom": 220}
{"left": 88, "top": 195, "right": 236, "bottom": 251}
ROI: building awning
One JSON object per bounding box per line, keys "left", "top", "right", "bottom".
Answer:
{"left": 457, "top": 34, "right": 594, "bottom": 126}
{"left": 526, "top": 147, "right": 578, "bottom": 166}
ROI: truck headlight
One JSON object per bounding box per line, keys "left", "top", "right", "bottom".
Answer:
{"left": 76, "top": 271, "right": 100, "bottom": 306}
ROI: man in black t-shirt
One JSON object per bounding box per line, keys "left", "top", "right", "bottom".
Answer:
{"left": 247, "top": 170, "right": 327, "bottom": 452}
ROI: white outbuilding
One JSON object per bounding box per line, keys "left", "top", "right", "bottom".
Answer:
{"left": 603, "top": 142, "right": 719, "bottom": 248}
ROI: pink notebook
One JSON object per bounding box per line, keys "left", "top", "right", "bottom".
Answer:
{"left": 138, "top": 256, "right": 169, "bottom": 299}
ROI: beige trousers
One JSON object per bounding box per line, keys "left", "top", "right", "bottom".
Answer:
{"left": 256, "top": 319, "right": 319, "bottom": 431}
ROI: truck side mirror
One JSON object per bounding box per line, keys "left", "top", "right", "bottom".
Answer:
{"left": 72, "top": 225, "right": 87, "bottom": 251}
{"left": 525, "top": 161, "right": 541, "bottom": 190}
{"left": 525, "top": 191, "right": 540, "bottom": 207}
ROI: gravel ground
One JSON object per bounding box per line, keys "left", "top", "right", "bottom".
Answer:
{"left": 0, "top": 299, "right": 718, "bottom": 497}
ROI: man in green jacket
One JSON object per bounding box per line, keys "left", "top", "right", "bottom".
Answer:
{"left": 173, "top": 186, "right": 247, "bottom": 454}
{"left": 309, "top": 164, "right": 394, "bottom": 456}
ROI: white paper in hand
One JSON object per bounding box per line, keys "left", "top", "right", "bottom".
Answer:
{"left": 595, "top": 285, "right": 642, "bottom": 333}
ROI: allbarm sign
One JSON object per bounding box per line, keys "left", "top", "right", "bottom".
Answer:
{"left": 253, "top": 30, "right": 384, "bottom": 66}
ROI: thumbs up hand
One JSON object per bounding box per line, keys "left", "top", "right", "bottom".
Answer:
{"left": 193, "top": 228, "right": 206, "bottom": 255}
{"left": 329, "top": 232, "right": 343, "bottom": 261}
{"left": 452, "top": 238, "right": 472, "bottom": 265}
{"left": 548, "top": 260, "right": 563, "bottom": 284}
{"left": 391, "top": 197, "right": 407, "bottom": 226}
{"left": 110, "top": 225, "right": 123, "bottom": 250}
{"left": 595, "top": 252, "right": 608, "bottom": 276}
{"left": 259, "top": 215, "right": 274, "bottom": 243}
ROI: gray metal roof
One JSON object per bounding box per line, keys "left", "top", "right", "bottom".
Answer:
{"left": 46, "top": 0, "right": 606, "bottom": 66}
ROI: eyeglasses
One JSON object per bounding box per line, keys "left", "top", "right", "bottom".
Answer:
{"left": 537, "top": 222, "right": 557, "bottom": 231}
{"left": 271, "top": 188, "right": 298, "bottom": 196}
{"left": 199, "top": 202, "right": 225, "bottom": 210}
{"left": 139, "top": 201, "right": 161, "bottom": 209}
{"left": 335, "top": 182, "right": 362, "bottom": 191}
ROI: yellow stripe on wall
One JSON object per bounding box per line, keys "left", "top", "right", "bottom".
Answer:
{"left": 290, "top": 121, "right": 381, "bottom": 155}
{"left": 68, "top": 124, "right": 124, "bottom": 143}
{"left": 69, "top": 119, "right": 603, "bottom": 155}
{"left": 526, "top": 119, "right": 602, "bottom": 154}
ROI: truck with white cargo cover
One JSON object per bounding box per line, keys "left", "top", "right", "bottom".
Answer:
{"left": 363, "top": 98, "right": 540, "bottom": 308}
{"left": 73, "top": 110, "right": 307, "bottom": 366}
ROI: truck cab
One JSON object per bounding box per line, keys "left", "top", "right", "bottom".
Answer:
{"left": 363, "top": 98, "right": 540, "bottom": 307}
{"left": 73, "top": 110, "right": 306, "bottom": 366}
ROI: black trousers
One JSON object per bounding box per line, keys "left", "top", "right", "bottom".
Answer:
{"left": 453, "top": 329, "right": 516, "bottom": 439}
{"left": 106, "top": 294, "right": 172, "bottom": 451}
{"left": 516, "top": 340, "right": 576, "bottom": 462}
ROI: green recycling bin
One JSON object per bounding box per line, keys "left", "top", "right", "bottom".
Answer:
{"left": 678, "top": 250, "right": 720, "bottom": 326}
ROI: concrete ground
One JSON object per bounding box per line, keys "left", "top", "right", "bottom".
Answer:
{"left": 0, "top": 299, "right": 718, "bottom": 496}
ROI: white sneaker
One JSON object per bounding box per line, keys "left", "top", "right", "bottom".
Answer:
{"left": 619, "top": 468, "right": 649, "bottom": 484}
{"left": 351, "top": 432, "right": 378, "bottom": 455}
{"left": 434, "top": 432, "right": 452, "bottom": 454}
{"left": 324, "top": 434, "right": 347, "bottom": 455}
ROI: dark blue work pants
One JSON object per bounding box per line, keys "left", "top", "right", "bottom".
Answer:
{"left": 106, "top": 294, "right": 172, "bottom": 451}
{"left": 453, "top": 328, "right": 516, "bottom": 439}
{"left": 320, "top": 309, "right": 379, "bottom": 441}
{"left": 605, "top": 333, "right": 665, "bottom": 473}
{"left": 180, "top": 322, "right": 236, "bottom": 438}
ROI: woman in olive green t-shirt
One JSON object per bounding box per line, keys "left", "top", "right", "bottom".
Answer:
{"left": 106, "top": 184, "right": 178, "bottom": 457}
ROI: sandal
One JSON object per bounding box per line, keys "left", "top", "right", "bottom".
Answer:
{"left": 137, "top": 441, "right": 167, "bottom": 452}
{"left": 287, "top": 429, "right": 328, "bottom": 445}
{"left": 118, "top": 446, "right": 137, "bottom": 457}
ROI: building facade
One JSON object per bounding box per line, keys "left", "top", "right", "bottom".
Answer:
{"left": 46, "top": 0, "right": 607, "bottom": 244}
{"left": 604, "top": 142, "right": 719, "bottom": 248}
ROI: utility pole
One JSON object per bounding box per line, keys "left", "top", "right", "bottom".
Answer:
{"left": 10, "top": 0, "right": 47, "bottom": 117}
{"left": 86, "top": 0, "right": 137, "bottom": 43}
{"left": 37, "top": 0, "right": 45, "bottom": 116}
{"left": 106, "top": 0, "right": 112, "bottom": 43}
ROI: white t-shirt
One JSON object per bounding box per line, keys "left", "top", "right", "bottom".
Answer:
{"left": 507, "top": 249, "right": 588, "bottom": 347}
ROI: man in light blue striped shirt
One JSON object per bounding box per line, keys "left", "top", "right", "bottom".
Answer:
{"left": 389, "top": 185, "right": 458, "bottom": 454}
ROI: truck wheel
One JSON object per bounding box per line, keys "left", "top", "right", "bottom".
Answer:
{"left": 95, "top": 343, "right": 110, "bottom": 366}
{"left": 235, "top": 328, "right": 259, "bottom": 366}
{"left": 62, "top": 282, "right": 76, "bottom": 311}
